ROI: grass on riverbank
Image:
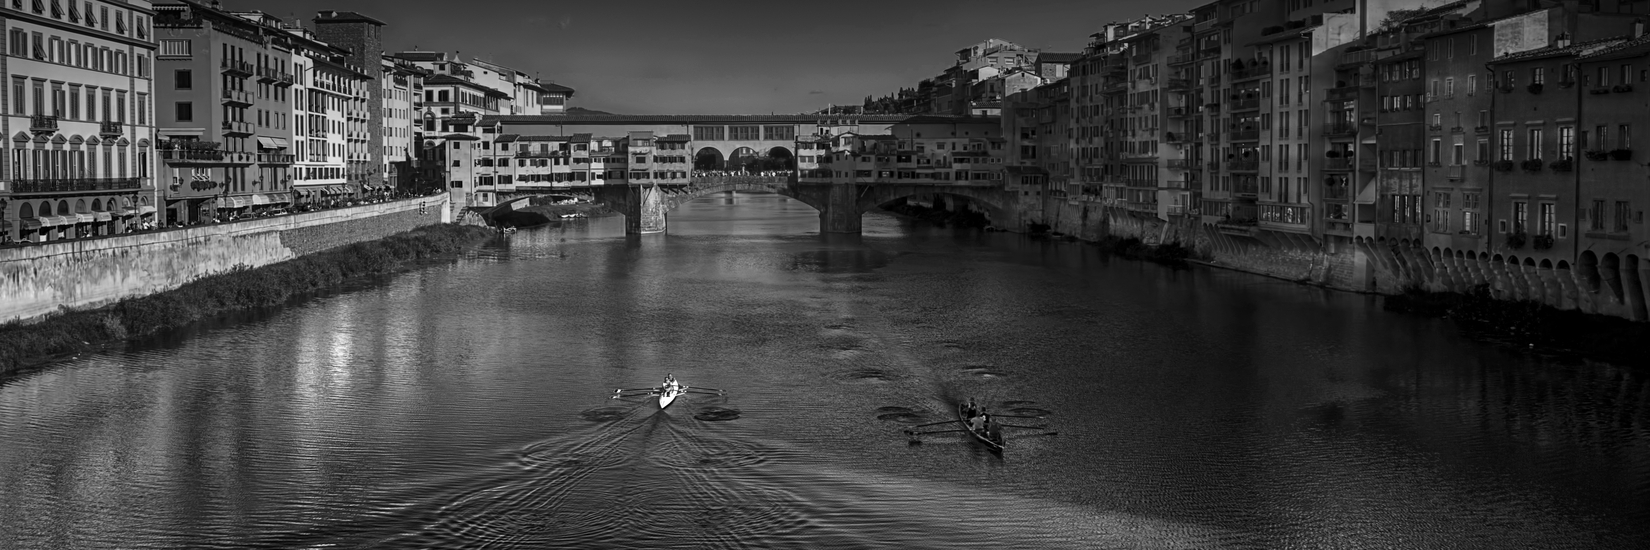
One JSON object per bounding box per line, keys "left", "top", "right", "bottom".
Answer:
{"left": 1384, "top": 286, "right": 1650, "bottom": 366}
{"left": 0, "top": 223, "right": 495, "bottom": 377}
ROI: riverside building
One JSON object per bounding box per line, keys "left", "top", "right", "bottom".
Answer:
{"left": 1, "top": 0, "right": 160, "bottom": 243}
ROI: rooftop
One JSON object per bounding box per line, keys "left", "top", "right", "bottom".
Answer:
{"left": 313, "top": 10, "right": 386, "bottom": 26}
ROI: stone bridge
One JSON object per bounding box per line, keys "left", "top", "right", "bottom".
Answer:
{"left": 592, "top": 177, "right": 1018, "bottom": 234}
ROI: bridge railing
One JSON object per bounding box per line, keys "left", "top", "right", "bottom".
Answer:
{"left": 688, "top": 174, "right": 792, "bottom": 186}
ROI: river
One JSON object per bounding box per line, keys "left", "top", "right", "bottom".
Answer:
{"left": 1, "top": 193, "right": 1647, "bottom": 549}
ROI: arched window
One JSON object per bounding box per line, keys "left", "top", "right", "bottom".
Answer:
{"left": 38, "top": 201, "right": 52, "bottom": 217}
{"left": 19, "top": 202, "right": 34, "bottom": 219}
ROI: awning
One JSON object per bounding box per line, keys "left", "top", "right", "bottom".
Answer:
{"left": 94, "top": 212, "right": 112, "bottom": 222}
{"left": 120, "top": 208, "right": 138, "bottom": 217}
{"left": 256, "top": 137, "right": 290, "bottom": 149}
{"left": 266, "top": 193, "right": 291, "bottom": 204}
{"left": 21, "top": 218, "right": 41, "bottom": 230}
{"left": 40, "top": 215, "right": 70, "bottom": 227}
{"left": 74, "top": 213, "right": 95, "bottom": 224}
{"left": 138, "top": 205, "right": 156, "bottom": 215}
{"left": 252, "top": 194, "right": 271, "bottom": 205}
{"left": 227, "top": 196, "right": 253, "bottom": 208}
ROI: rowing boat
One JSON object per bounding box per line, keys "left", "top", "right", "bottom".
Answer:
{"left": 957, "top": 403, "right": 1004, "bottom": 452}
{"left": 659, "top": 382, "right": 683, "bottom": 409}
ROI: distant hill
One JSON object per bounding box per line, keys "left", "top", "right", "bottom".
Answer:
{"left": 566, "top": 107, "right": 616, "bottom": 115}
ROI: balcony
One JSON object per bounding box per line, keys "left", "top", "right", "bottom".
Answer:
{"left": 10, "top": 177, "right": 142, "bottom": 194}
{"left": 1446, "top": 164, "right": 1464, "bottom": 179}
{"left": 1323, "top": 184, "right": 1350, "bottom": 200}
{"left": 1205, "top": 161, "right": 1220, "bottom": 171}
{"left": 1164, "top": 132, "right": 1189, "bottom": 144}
{"left": 1233, "top": 178, "right": 1259, "bottom": 195}
{"left": 1229, "top": 160, "right": 1259, "bottom": 172}
{"left": 221, "top": 59, "right": 255, "bottom": 77}
{"left": 1230, "top": 97, "right": 1261, "bottom": 111}
{"left": 1326, "top": 86, "right": 1359, "bottom": 102}
{"left": 1231, "top": 65, "right": 1270, "bottom": 82}
{"left": 1169, "top": 53, "right": 1196, "bottom": 65}
{"left": 1168, "top": 106, "right": 1191, "bottom": 118}
{"left": 1167, "top": 159, "right": 1193, "bottom": 170}
{"left": 160, "top": 148, "right": 254, "bottom": 165}
{"left": 1230, "top": 129, "right": 1260, "bottom": 141}
{"left": 275, "top": 72, "right": 296, "bottom": 87}
{"left": 1323, "top": 122, "right": 1357, "bottom": 138}
{"left": 257, "top": 153, "right": 295, "bottom": 164}
{"left": 1324, "top": 157, "right": 1354, "bottom": 171}
{"left": 222, "top": 120, "right": 253, "bottom": 136}
{"left": 1166, "top": 78, "right": 1192, "bottom": 91}
{"left": 98, "top": 120, "right": 122, "bottom": 138}
{"left": 30, "top": 114, "right": 58, "bottom": 134}
{"left": 221, "top": 88, "right": 252, "bottom": 106}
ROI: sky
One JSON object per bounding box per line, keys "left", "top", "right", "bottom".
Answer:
{"left": 226, "top": 0, "right": 1201, "bottom": 114}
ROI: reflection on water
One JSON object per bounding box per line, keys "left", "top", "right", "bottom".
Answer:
{"left": 0, "top": 193, "right": 1647, "bottom": 549}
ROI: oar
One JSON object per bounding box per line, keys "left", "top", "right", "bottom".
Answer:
{"left": 614, "top": 388, "right": 655, "bottom": 393}
{"left": 997, "top": 423, "right": 1046, "bottom": 430}
{"left": 905, "top": 429, "right": 968, "bottom": 436}
{"left": 990, "top": 414, "right": 1044, "bottom": 419}
{"left": 908, "top": 420, "right": 955, "bottom": 428}
{"left": 685, "top": 386, "right": 725, "bottom": 392}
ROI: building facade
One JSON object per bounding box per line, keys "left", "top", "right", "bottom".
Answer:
{"left": 2, "top": 0, "right": 159, "bottom": 243}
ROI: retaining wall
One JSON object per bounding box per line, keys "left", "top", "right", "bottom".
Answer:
{"left": 0, "top": 194, "right": 452, "bottom": 324}
{"left": 1010, "top": 194, "right": 1650, "bottom": 321}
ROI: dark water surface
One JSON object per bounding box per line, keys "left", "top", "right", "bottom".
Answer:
{"left": 2, "top": 193, "right": 1647, "bottom": 549}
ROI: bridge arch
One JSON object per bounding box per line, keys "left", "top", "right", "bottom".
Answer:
{"left": 694, "top": 147, "right": 725, "bottom": 171}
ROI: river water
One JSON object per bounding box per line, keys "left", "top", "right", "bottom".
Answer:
{"left": 1, "top": 193, "right": 1647, "bottom": 549}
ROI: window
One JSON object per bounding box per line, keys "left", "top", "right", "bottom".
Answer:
{"left": 1558, "top": 127, "right": 1574, "bottom": 160}
{"left": 1531, "top": 67, "right": 1545, "bottom": 85}
{"left": 1430, "top": 139, "right": 1441, "bottom": 164}
{"left": 1445, "top": 77, "right": 1455, "bottom": 96}
{"left": 1499, "top": 129, "right": 1513, "bottom": 161}
{"left": 1476, "top": 139, "right": 1489, "bottom": 163}
{"left": 1539, "top": 203, "right": 1555, "bottom": 236}
{"left": 1527, "top": 128, "right": 1543, "bottom": 159}
{"left": 1468, "top": 74, "right": 1477, "bottom": 95}
{"left": 1452, "top": 138, "right": 1464, "bottom": 165}
{"left": 1597, "top": 125, "right": 1610, "bottom": 150}
{"left": 1598, "top": 66, "right": 1612, "bottom": 87}
{"left": 1591, "top": 199, "right": 1607, "bottom": 230}
{"left": 1513, "top": 201, "right": 1528, "bottom": 233}
{"left": 1616, "top": 201, "right": 1632, "bottom": 232}
{"left": 1620, "top": 124, "right": 1631, "bottom": 149}
{"left": 1463, "top": 193, "right": 1481, "bottom": 234}
{"left": 174, "top": 69, "right": 191, "bottom": 90}
{"left": 1433, "top": 192, "right": 1451, "bottom": 233}
{"left": 175, "top": 101, "right": 192, "bottom": 121}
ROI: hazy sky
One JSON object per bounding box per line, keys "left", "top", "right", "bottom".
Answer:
{"left": 229, "top": 0, "right": 1201, "bottom": 114}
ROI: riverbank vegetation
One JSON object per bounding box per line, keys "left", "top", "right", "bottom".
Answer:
{"left": 0, "top": 224, "right": 495, "bottom": 377}
{"left": 1383, "top": 286, "right": 1650, "bottom": 366}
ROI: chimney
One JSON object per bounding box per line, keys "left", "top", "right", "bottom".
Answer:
{"left": 1637, "top": 19, "right": 1646, "bottom": 39}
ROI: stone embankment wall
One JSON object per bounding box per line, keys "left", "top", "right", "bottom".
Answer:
{"left": 0, "top": 194, "right": 452, "bottom": 325}
{"left": 1014, "top": 194, "right": 1650, "bottom": 321}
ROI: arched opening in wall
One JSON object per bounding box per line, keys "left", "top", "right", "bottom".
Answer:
{"left": 1492, "top": 253, "right": 1504, "bottom": 264}
{"left": 1522, "top": 257, "right": 1535, "bottom": 268}
{"left": 18, "top": 202, "right": 33, "bottom": 219}
{"left": 1539, "top": 258, "right": 1552, "bottom": 269}
{"left": 693, "top": 147, "right": 726, "bottom": 171}
{"left": 1624, "top": 254, "right": 1648, "bottom": 320}
{"left": 38, "top": 201, "right": 52, "bottom": 217}
{"left": 763, "top": 146, "right": 796, "bottom": 172}
{"left": 725, "top": 147, "right": 759, "bottom": 173}
{"left": 91, "top": 199, "right": 102, "bottom": 212}
{"left": 1579, "top": 250, "right": 1602, "bottom": 293}
{"left": 74, "top": 199, "right": 87, "bottom": 213}
{"left": 57, "top": 200, "right": 70, "bottom": 215}
{"left": 1601, "top": 252, "right": 1625, "bottom": 302}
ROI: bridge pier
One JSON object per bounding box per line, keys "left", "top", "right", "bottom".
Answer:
{"left": 819, "top": 184, "right": 862, "bottom": 234}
